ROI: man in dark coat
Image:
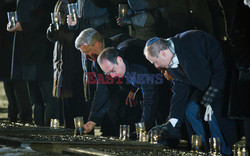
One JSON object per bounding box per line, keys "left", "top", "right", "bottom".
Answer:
{"left": 75, "top": 28, "right": 134, "bottom": 136}
{"left": 144, "top": 30, "right": 237, "bottom": 154}
{"left": 229, "top": 0, "right": 250, "bottom": 151}
{"left": 7, "top": 0, "right": 60, "bottom": 125}
{"left": 46, "top": 0, "right": 90, "bottom": 129}
{"left": 67, "top": 0, "right": 126, "bottom": 119}
{"left": 97, "top": 38, "right": 161, "bottom": 131}
{"left": 0, "top": 0, "right": 20, "bottom": 122}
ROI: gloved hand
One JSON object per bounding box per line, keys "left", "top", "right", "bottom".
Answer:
{"left": 46, "top": 23, "right": 65, "bottom": 42}
{"left": 116, "top": 15, "right": 132, "bottom": 26}
{"left": 200, "top": 86, "right": 219, "bottom": 106}
{"left": 200, "top": 86, "right": 219, "bottom": 121}
{"left": 149, "top": 121, "right": 181, "bottom": 147}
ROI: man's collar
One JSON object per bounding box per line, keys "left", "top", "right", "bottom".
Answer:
{"left": 164, "top": 38, "right": 179, "bottom": 68}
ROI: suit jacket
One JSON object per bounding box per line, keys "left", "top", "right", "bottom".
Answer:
{"left": 88, "top": 34, "right": 130, "bottom": 124}
{"left": 117, "top": 38, "right": 161, "bottom": 130}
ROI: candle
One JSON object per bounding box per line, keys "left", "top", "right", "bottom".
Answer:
{"left": 242, "top": 147, "right": 246, "bottom": 156}
{"left": 237, "top": 147, "right": 241, "bottom": 156}
{"left": 195, "top": 140, "right": 198, "bottom": 146}
{"left": 121, "top": 9, "right": 125, "bottom": 16}
{"left": 122, "top": 130, "right": 126, "bottom": 140}
{"left": 153, "top": 135, "right": 158, "bottom": 142}
{"left": 11, "top": 16, "right": 15, "bottom": 21}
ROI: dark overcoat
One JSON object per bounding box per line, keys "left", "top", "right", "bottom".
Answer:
{"left": 166, "top": 30, "right": 237, "bottom": 146}
{"left": 117, "top": 38, "right": 161, "bottom": 130}
{"left": 47, "top": 0, "right": 83, "bottom": 98}
{"left": 0, "top": 0, "right": 15, "bottom": 80}
{"left": 11, "top": 0, "right": 53, "bottom": 81}
{"left": 88, "top": 35, "right": 130, "bottom": 124}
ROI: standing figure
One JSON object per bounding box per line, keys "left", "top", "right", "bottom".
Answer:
{"left": 7, "top": 0, "right": 60, "bottom": 126}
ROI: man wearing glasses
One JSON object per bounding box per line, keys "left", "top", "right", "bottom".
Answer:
{"left": 75, "top": 28, "right": 140, "bottom": 136}
{"left": 97, "top": 38, "right": 163, "bottom": 132}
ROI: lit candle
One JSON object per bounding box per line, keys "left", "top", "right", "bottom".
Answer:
{"left": 237, "top": 147, "right": 241, "bottom": 156}
{"left": 242, "top": 147, "right": 246, "bottom": 156}
{"left": 121, "top": 9, "right": 125, "bottom": 16}
{"left": 195, "top": 140, "right": 198, "bottom": 146}
{"left": 153, "top": 135, "right": 158, "bottom": 143}
{"left": 122, "top": 130, "right": 126, "bottom": 140}
{"left": 11, "top": 16, "right": 15, "bottom": 21}
{"left": 54, "top": 17, "right": 58, "bottom": 22}
{"left": 78, "top": 121, "right": 81, "bottom": 128}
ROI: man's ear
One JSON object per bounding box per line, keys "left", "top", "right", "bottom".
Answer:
{"left": 117, "top": 56, "right": 123, "bottom": 64}
{"left": 159, "top": 50, "right": 166, "bottom": 57}
{"left": 95, "top": 41, "right": 103, "bottom": 49}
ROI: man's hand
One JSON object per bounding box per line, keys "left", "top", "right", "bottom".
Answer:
{"left": 200, "top": 86, "right": 219, "bottom": 121}
{"left": 7, "top": 22, "right": 23, "bottom": 32}
{"left": 149, "top": 121, "right": 181, "bottom": 147}
{"left": 116, "top": 15, "right": 132, "bottom": 26}
{"left": 67, "top": 15, "right": 80, "bottom": 26}
{"left": 200, "top": 86, "right": 219, "bottom": 106}
{"left": 126, "top": 91, "right": 138, "bottom": 107}
{"left": 83, "top": 121, "right": 96, "bottom": 133}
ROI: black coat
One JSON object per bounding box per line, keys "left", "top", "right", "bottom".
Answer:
{"left": 47, "top": 0, "right": 83, "bottom": 98}
{"left": 159, "top": 0, "right": 228, "bottom": 40}
{"left": 70, "top": 0, "right": 124, "bottom": 38}
{"left": 0, "top": 0, "right": 15, "bottom": 80}
{"left": 228, "top": 0, "right": 250, "bottom": 118}
{"left": 11, "top": 0, "right": 54, "bottom": 81}
{"left": 88, "top": 35, "right": 130, "bottom": 124}
{"left": 117, "top": 38, "right": 161, "bottom": 130}
{"left": 166, "top": 30, "right": 237, "bottom": 146}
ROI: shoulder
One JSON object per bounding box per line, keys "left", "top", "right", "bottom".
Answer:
{"left": 117, "top": 38, "right": 146, "bottom": 50}
{"left": 174, "top": 30, "right": 210, "bottom": 39}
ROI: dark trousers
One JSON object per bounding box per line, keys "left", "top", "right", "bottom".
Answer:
{"left": 4, "top": 80, "right": 32, "bottom": 122}
{"left": 28, "top": 80, "right": 60, "bottom": 126}
{"left": 101, "top": 113, "right": 120, "bottom": 137}
{"left": 185, "top": 101, "right": 231, "bottom": 155}
{"left": 62, "top": 97, "right": 91, "bottom": 129}
{"left": 244, "top": 119, "right": 250, "bottom": 149}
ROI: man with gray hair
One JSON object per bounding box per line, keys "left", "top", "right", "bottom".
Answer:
{"left": 144, "top": 30, "right": 238, "bottom": 154}
{"left": 244, "top": 0, "right": 250, "bottom": 7}
{"left": 75, "top": 28, "right": 131, "bottom": 136}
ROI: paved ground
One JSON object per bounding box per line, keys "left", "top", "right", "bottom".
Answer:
{"left": 0, "top": 82, "right": 8, "bottom": 119}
